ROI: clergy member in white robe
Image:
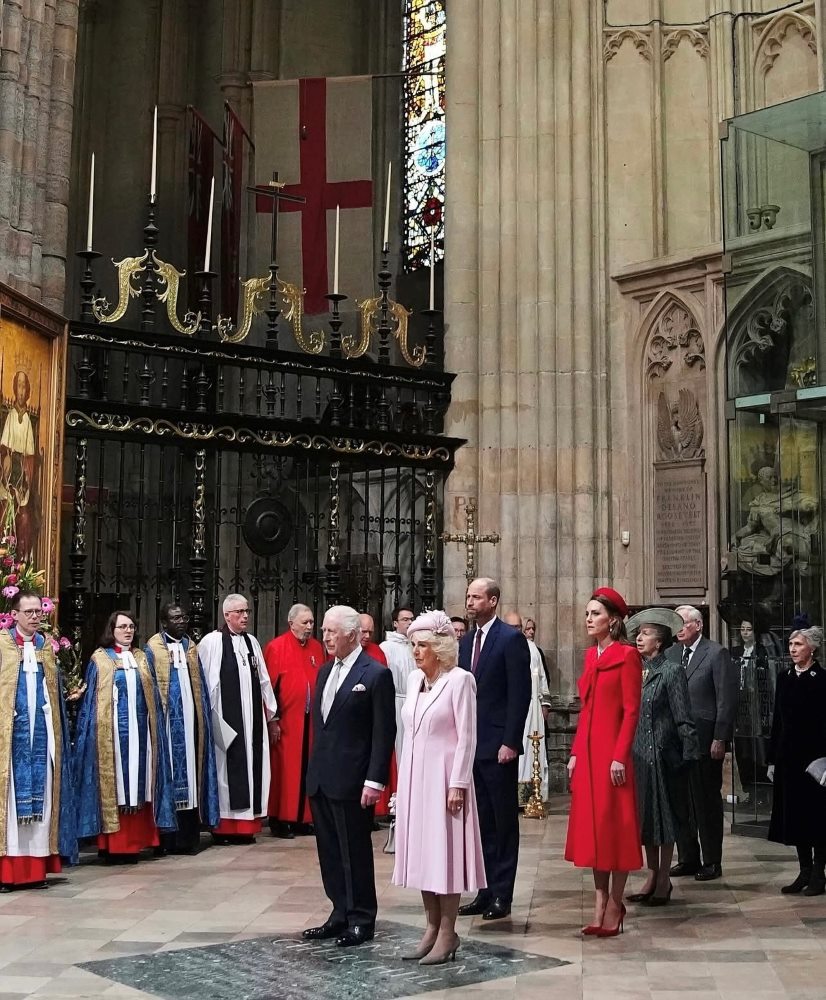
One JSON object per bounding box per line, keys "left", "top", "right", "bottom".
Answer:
{"left": 145, "top": 603, "right": 219, "bottom": 854}
{"left": 0, "top": 591, "right": 77, "bottom": 888}
{"left": 503, "top": 613, "right": 551, "bottom": 804}
{"left": 199, "top": 594, "right": 278, "bottom": 842}
{"left": 380, "top": 606, "right": 416, "bottom": 762}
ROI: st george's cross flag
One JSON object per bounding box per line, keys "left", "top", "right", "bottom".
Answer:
{"left": 252, "top": 77, "right": 375, "bottom": 315}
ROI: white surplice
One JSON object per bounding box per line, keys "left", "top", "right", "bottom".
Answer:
{"left": 166, "top": 640, "right": 198, "bottom": 809}
{"left": 380, "top": 631, "right": 416, "bottom": 762}
{"left": 199, "top": 630, "right": 277, "bottom": 820}
{"left": 112, "top": 651, "right": 153, "bottom": 808}
{"left": 5, "top": 641, "right": 54, "bottom": 858}
{"left": 518, "top": 639, "right": 551, "bottom": 800}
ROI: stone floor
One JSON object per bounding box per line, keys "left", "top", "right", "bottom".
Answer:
{"left": 0, "top": 798, "right": 823, "bottom": 999}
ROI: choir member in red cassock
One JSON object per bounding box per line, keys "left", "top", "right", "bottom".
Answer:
{"left": 263, "top": 604, "right": 324, "bottom": 839}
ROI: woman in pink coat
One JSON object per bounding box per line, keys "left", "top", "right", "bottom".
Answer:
{"left": 392, "top": 610, "right": 486, "bottom": 965}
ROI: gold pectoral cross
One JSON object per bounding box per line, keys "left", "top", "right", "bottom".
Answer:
{"left": 440, "top": 497, "right": 500, "bottom": 582}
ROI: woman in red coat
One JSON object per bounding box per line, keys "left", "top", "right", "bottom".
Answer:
{"left": 565, "top": 588, "right": 642, "bottom": 937}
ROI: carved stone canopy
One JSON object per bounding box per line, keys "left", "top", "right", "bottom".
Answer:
{"left": 646, "top": 303, "right": 706, "bottom": 380}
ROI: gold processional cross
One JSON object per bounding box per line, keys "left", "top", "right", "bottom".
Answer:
{"left": 440, "top": 498, "right": 500, "bottom": 582}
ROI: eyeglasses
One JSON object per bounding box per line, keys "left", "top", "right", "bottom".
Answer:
{"left": 114, "top": 623, "right": 136, "bottom": 631}
{"left": 168, "top": 615, "right": 191, "bottom": 624}
{"left": 17, "top": 609, "right": 42, "bottom": 617}
{"left": 228, "top": 609, "right": 250, "bottom": 616}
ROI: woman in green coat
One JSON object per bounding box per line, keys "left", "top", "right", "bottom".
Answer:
{"left": 626, "top": 608, "right": 699, "bottom": 906}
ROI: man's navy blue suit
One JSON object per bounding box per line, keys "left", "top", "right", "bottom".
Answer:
{"left": 459, "top": 617, "right": 531, "bottom": 904}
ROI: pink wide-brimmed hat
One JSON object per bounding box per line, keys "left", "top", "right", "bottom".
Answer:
{"left": 407, "top": 609, "right": 456, "bottom": 638}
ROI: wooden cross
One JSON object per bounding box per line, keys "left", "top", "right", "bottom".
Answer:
{"left": 440, "top": 498, "right": 500, "bottom": 583}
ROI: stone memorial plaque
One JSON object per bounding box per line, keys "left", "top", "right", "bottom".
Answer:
{"left": 654, "top": 459, "right": 707, "bottom": 594}
{"left": 79, "top": 920, "right": 568, "bottom": 1000}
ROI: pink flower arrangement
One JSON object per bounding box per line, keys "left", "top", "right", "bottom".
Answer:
{"left": 50, "top": 638, "right": 60, "bottom": 654}
{"left": 5, "top": 574, "right": 17, "bottom": 586}
{"left": 59, "top": 636, "right": 71, "bottom": 650}
{"left": 1, "top": 557, "right": 12, "bottom": 568}
{"left": 41, "top": 597, "right": 55, "bottom": 614}
{"left": 2, "top": 585, "right": 19, "bottom": 599}
{"left": 0, "top": 613, "right": 12, "bottom": 630}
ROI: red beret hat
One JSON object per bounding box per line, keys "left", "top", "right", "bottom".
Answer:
{"left": 591, "top": 587, "right": 629, "bottom": 619}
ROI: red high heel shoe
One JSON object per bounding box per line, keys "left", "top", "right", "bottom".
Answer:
{"left": 581, "top": 921, "right": 603, "bottom": 936}
{"left": 594, "top": 903, "right": 625, "bottom": 938}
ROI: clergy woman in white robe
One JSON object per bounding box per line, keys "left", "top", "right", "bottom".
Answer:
{"left": 0, "top": 591, "right": 77, "bottom": 889}
{"left": 74, "top": 610, "right": 176, "bottom": 860}
{"left": 198, "top": 594, "right": 278, "bottom": 841}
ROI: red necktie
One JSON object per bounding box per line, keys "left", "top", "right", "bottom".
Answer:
{"left": 471, "top": 628, "right": 482, "bottom": 674}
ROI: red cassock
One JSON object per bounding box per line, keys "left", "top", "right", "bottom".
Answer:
{"left": 565, "top": 642, "right": 643, "bottom": 872}
{"left": 361, "top": 642, "right": 397, "bottom": 816}
{"left": 264, "top": 631, "right": 325, "bottom": 824}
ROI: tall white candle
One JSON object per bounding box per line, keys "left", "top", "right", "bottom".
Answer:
{"left": 382, "top": 161, "right": 392, "bottom": 248}
{"left": 333, "top": 204, "right": 340, "bottom": 295}
{"left": 428, "top": 227, "right": 435, "bottom": 309}
{"left": 86, "top": 153, "right": 95, "bottom": 252}
{"left": 204, "top": 175, "right": 215, "bottom": 271}
{"left": 150, "top": 105, "right": 158, "bottom": 202}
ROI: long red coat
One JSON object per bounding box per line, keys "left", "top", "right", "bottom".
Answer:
{"left": 264, "top": 631, "right": 324, "bottom": 824}
{"left": 565, "top": 642, "right": 643, "bottom": 871}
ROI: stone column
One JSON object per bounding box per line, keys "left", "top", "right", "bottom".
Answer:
{"left": 0, "top": 0, "right": 79, "bottom": 310}
{"left": 444, "top": 0, "right": 607, "bottom": 694}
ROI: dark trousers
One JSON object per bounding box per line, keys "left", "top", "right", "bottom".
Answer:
{"left": 474, "top": 757, "right": 520, "bottom": 902}
{"left": 310, "top": 792, "right": 377, "bottom": 928}
{"left": 160, "top": 807, "right": 201, "bottom": 854}
{"left": 677, "top": 755, "right": 724, "bottom": 868}
{"left": 796, "top": 844, "right": 826, "bottom": 872}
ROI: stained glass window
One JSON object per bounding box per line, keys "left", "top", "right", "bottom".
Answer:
{"left": 402, "top": 0, "right": 445, "bottom": 272}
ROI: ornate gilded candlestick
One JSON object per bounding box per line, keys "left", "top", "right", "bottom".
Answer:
{"left": 524, "top": 730, "right": 547, "bottom": 819}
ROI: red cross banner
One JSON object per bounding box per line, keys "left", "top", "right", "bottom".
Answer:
{"left": 252, "top": 77, "right": 374, "bottom": 315}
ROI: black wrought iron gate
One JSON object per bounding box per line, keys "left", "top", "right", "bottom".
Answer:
{"left": 61, "top": 310, "right": 459, "bottom": 652}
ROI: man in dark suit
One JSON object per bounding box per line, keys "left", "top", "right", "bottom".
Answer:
{"left": 667, "top": 605, "right": 738, "bottom": 881}
{"left": 457, "top": 577, "right": 531, "bottom": 920}
{"left": 303, "top": 605, "right": 396, "bottom": 947}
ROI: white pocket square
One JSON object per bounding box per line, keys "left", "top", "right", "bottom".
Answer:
{"left": 352, "top": 683, "right": 367, "bottom": 692}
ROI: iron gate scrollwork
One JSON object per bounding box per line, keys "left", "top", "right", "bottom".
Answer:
{"left": 62, "top": 320, "right": 460, "bottom": 652}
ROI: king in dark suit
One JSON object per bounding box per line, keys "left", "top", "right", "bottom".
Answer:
{"left": 457, "top": 578, "right": 531, "bottom": 920}
{"left": 303, "top": 605, "right": 396, "bottom": 947}
{"left": 667, "top": 605, "right": 738, "bottom": 882}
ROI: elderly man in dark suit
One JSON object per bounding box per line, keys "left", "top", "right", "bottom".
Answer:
{"left": 667, "top": 605, "right": 738, "bottom": 881}
{"left": 303, "top": 605, "right": 396, "bottom": 947}
{"left": 457, "top": 578, "right": 531, "bottom": 920}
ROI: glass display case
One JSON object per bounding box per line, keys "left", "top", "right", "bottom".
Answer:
{"left": 721, "top": 92, "right": 826, "bottom": 833}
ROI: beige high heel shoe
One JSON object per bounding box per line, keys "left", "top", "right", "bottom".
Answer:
{"left": 401, "top": 937, "right": 436, "bottom": 960}
{"left": 419, "top": 934, "right": 460, "bottom": 965}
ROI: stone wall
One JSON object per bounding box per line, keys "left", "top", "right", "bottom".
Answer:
{"left": 0, "top": 0, "right": 79, "bottom": 311}
{"left": 444, "top": 0, "right": 823, "bottom": 694}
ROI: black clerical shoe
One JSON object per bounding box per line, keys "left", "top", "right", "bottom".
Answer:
{"left": 336, "top": 925, "right": 374, "bottom": 947}
{"left": 669, "top": 862, "right": 698, "bottom": 877}
{"left": 302, "top": 919, "right": 346, "bottom": 941}
{"left": 694, "top": 863, "right": 722, "bottom": 882}
{"left": 482, "top": 898, "right": 512, "bottom": 921}
{"left": 273, "top": 821, "right": 295, "bottom": 840}
{"left": 458, "top": 893, "right": 492, "bottom": 916}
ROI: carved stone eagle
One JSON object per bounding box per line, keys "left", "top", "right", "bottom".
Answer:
{"left": 656, "top": 388, "right": 704, "bottom": 461}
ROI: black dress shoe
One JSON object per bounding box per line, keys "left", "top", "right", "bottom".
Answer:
{"left": 296, "top": 823, "right": 315, "bottom": 836}
{"left": 336, "top": 925, "right": 374, "bottom": 947}
{"left": 695, "top": 863, "right": 722, "bottom": 882}
{"left": 669, "top": 862, "right": 698, "bottom": 877}
{"left": 482, "top": 898, "right": 512, "bottom": 920}
{"left": 458, "top": 893, "right": 492, "bottom": 916}
{"left": 302, "top": 920, "right": 346, "bottom": 940}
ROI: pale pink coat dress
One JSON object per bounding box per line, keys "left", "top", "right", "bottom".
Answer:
{"left": 392, "top": 666, "right": 487, "bottom": 894}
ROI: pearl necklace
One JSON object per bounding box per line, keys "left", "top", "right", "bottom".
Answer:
{"left": 423, "top": 671, "right": 443, "bottom": 692}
